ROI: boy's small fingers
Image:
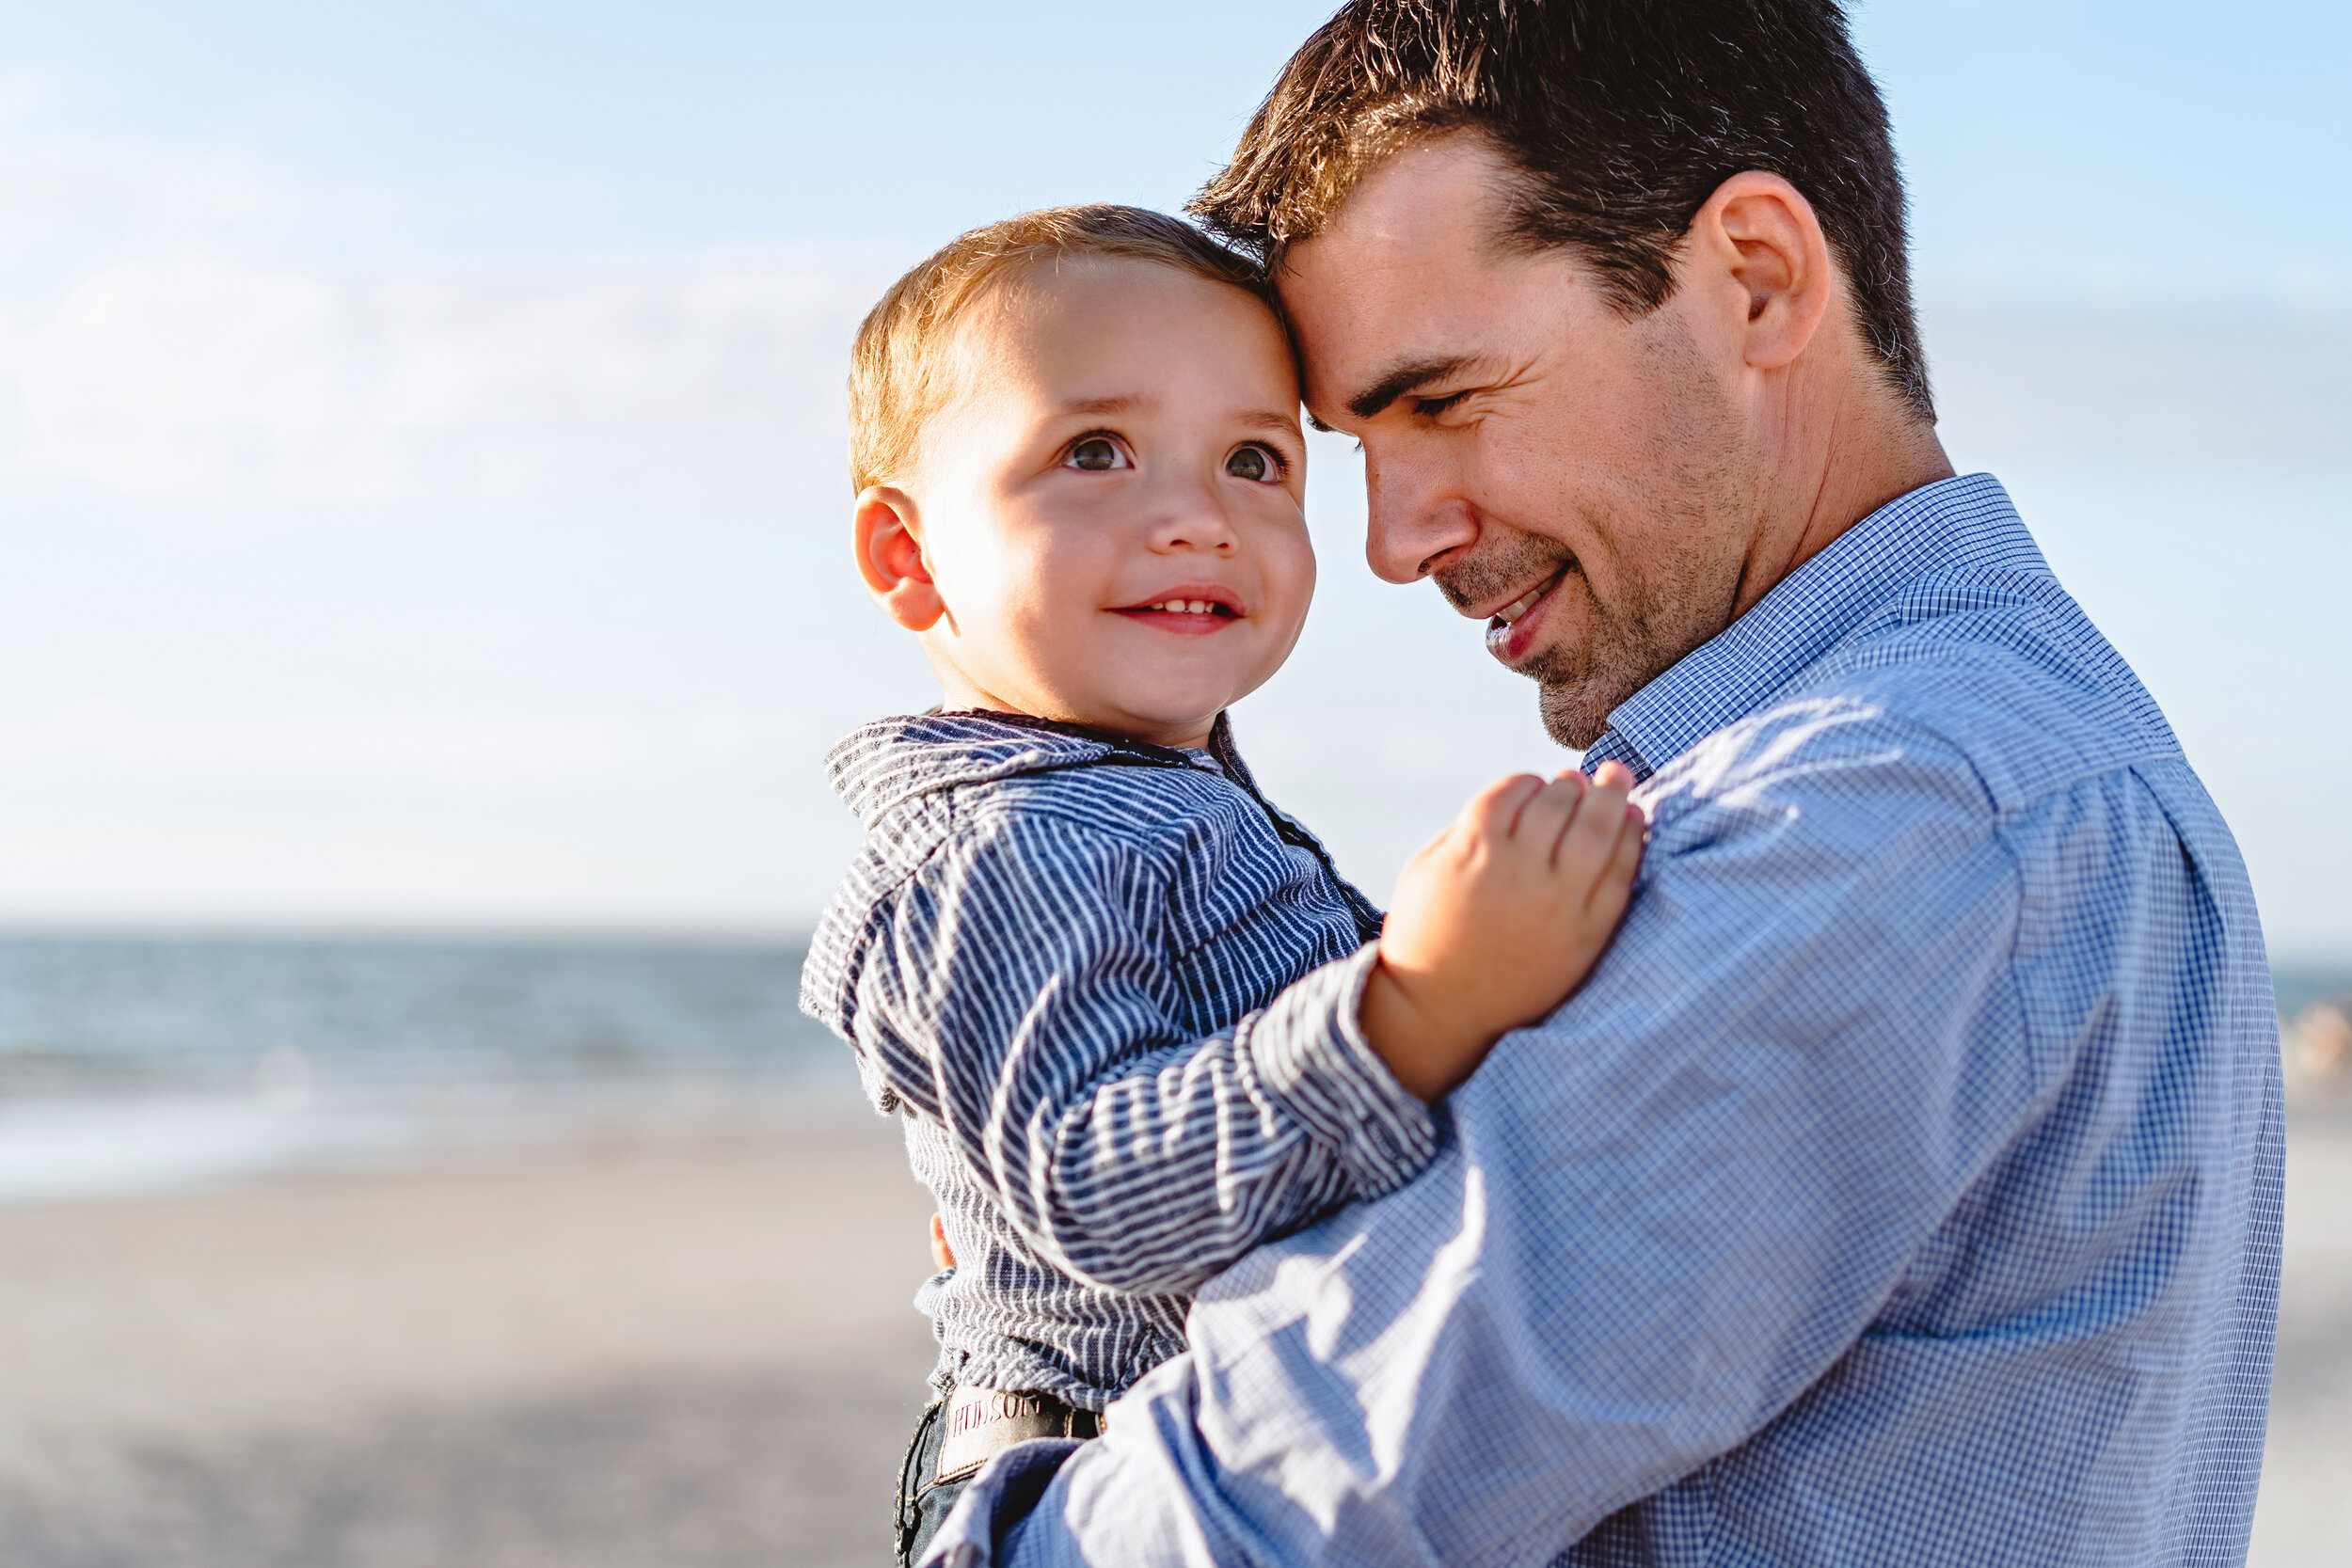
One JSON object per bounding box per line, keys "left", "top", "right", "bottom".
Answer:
{"left": 1549, "top": 772, "right": 1630, "bottom": 867}
{"left": 1560, "top": 794, "right": 1639, "bottom": 899}
{"left": 1583, "top": 808, "right": 1648, "bottom": 911}
{"left": 1463, "top": 772, "right": 1549, "bottom": 838}
{"left": 1514, "top": 770, "right": 1590, "bottom": 847}
{"left": 1608, "top": 806, "right": 1647, "bottom": 874}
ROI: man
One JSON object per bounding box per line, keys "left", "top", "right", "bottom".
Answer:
{"left": 928, "top": 2, "right": 2282, "bottom": 1562}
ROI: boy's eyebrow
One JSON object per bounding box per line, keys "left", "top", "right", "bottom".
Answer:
{"left": 1054, "top": 397, "right": 1299, "bottom": 438}
{"left": 1058, "top": 395, "right": 1145, "bottom": 416}
{"left": 1345, "top": 355, "right": 1477, "bottom": 420}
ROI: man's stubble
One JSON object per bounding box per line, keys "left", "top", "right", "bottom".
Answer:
{"left": 1435, "top": 326, "right": 1754, "bottom": 752}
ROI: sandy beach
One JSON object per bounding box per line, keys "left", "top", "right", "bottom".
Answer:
{"left": 2252, "top": 1104, "right": 2352, "bottom": 1563}
{"left": 0, "top": 1107, "right": 2343, "bottom": 1567}
{"left": 0, "top": 1116, "right": 938, "bottom": 1567}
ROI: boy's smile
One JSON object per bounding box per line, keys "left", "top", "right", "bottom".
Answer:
{"left": 856, "top": 256, "right": 1314, "bottom": 751}
{"left": 1111, "top": 582, "right": 1248, "bottom": 634}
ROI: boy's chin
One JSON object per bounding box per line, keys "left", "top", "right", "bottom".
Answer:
{"left": 1052, "top": 665, "right": 1263, "bottom": 745}
{"left": 1076, "top": 695, "right": 1228, "bottom": 749}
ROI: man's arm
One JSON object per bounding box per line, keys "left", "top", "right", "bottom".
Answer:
{"left": 934, "top": 701, "right": 2054, "bottom": 1565}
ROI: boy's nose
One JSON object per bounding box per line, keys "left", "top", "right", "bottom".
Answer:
{"left": 1146, "top": 483, "right": 1240, "bottom": 555}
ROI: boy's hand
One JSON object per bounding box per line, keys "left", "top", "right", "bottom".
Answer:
{"left": 1360, "top": 761, "right": 1645, "bottom": 1102}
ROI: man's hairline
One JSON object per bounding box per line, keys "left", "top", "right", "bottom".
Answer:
{"left": 1266, "top": 136, "right": 1924, "bottom": 434}
{"left": 1265, "top": 127, "right": 1701, "bottom": 429}
{"left": 1263, "top": 125, "right": 1684, "bottom": 294}
{"left": 1249, "top": 122, "right": 1875, "bottom": 322}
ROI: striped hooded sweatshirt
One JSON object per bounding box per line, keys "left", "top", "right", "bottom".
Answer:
{"left": 801, "top": 709, "right": 1439, "bottom": 1408}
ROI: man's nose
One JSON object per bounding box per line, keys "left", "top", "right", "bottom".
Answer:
{"left": 1363, "top": 449, "right": 1478, "bottom": 584}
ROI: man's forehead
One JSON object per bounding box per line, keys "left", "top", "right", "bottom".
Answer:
{"left": 1287, "top": 146, "right": 1504, "bottom": 279}
{"left": 1275, "top": 137, "right": 1524, "bottom": 399}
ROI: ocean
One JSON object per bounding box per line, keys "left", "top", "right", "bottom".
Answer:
{"left": 2, "top": 932, "right": 2344, "bottom": 1207}
{"left": 0, "top": 933, "right": 858, "bottom": 1203}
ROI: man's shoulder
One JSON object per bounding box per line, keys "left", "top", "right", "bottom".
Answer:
{"left": 1720, "top": 569, "right": 2182, "bottom": 818}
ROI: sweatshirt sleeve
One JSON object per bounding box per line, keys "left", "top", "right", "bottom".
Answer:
{"left": 838, "top": 805, "right": 1438, "bottom": 1297}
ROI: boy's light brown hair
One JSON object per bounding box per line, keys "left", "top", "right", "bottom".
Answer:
{"left": 849, "top": 204, "right": 1270, "bottom": 494}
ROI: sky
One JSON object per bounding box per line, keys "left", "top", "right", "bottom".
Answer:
{"left": 1, "top": 1, "right": 2347, "bottom": 957}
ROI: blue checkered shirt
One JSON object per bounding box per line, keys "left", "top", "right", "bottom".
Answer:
{"left": 927, "top": 474, "right": 2286, "bottom": 1567}
{"left": 802, "top": 710, "right": 1437, "bottom": 1409}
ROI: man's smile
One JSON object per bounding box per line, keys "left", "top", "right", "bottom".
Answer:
{"left": 1477, "top": 567, "right": 1568, "bottom": 663}
{"left": 1489, "top": 573, "right": 1559, "bottom": 626}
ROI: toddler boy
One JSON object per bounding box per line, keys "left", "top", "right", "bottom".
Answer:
{"left": 798, "top": 206, "right": 1644, "bottom": 1566}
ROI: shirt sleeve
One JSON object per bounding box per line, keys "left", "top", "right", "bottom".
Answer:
{"left": 930, "top": 699, "right": 2067, "bottom": 1567}
{"left": 842, "top": 803, "right": 1438, "bottom": 1298}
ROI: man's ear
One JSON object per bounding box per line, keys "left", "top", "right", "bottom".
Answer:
{"left": 853, "top": 486, "right": 948, "bottom": 632}
{"left": 1689, "top": 170, "right": 1835, "bottom": 373}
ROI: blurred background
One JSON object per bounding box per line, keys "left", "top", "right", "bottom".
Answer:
{"left": 0, "top": 1, "right": 2345, "bottom": 1562}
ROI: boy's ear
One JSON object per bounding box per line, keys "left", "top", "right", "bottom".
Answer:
{"left": 854, "top": 487, "right": 948, "bottom": 632}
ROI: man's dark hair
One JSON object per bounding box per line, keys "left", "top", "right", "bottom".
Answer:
{"left": 1191, "top": 0, "right": 1932, "bottom": 419}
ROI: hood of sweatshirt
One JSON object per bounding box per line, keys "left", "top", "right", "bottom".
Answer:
{"left": 823, "top": 709, "right": 1249, "bottom": 828}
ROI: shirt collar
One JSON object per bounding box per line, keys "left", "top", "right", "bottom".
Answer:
{"left": 826, "top": 708, "right": 1232, "bottom": 826}
{"left": 1584, "top": 473, "right": 2047, "bottom": 781}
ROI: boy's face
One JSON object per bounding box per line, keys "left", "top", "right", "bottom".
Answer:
{"left": 896, "top": 259, "right": 1313, "bottom": 750}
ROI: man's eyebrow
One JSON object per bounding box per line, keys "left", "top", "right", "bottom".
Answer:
{"left": 1345, "top": 356, "right": 1477, "bottom": 420}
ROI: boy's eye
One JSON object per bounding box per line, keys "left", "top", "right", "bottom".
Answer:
{"left": 1064, "top": 436, "right": 1129, "bottom": 471}
{"left": 1225, "top": 444, "right": 1279, "bottom": 483}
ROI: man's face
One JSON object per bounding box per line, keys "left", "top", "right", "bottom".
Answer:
{"left": 1279, "top": 135, "right": 1760, "bottom": 749}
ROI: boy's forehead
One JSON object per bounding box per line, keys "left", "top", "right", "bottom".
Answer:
{"left": 937, "top": 260, "right": 1296, "bottom": 421}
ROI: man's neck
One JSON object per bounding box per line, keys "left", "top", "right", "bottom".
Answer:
{"left": 1738, "top": 375, "right": 1957, "bottom": 623}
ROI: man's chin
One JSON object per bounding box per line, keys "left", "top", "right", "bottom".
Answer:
{"left": 1536, "top": 678, "right": 1616, "bottom": 751}
{"left": 1495, "top": 612, "right": 1652, "bottom": 750}
{"left": 1496, "top": 637, "right": 1616, "bottom": 749}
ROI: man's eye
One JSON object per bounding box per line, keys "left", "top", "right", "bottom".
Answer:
{"left": 1413, "top": 390, "right": 1470, "bottom": 418}
{"left": 1225, "top": 444, "right": 1279, "bottom": 483}
{"left": 1064, "top": 436, "right": 1128, "bottom": 471}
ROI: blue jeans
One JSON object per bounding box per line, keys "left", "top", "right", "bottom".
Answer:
{"left": 893, "top": 1400, "right": 966, "bottom": 1568}
{"left": 893, "top": 1393, "right": 1101, "bottom": 1566}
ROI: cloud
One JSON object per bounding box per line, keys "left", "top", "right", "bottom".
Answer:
{"left": 1, "top": 250, "right": 898, "bottom": 515}
{"left": 0, "top": 699, "right": 776, "bottom": 794}
{"left": 0, "top": 73, "right": 283, "bottom": 264}
{"left": 0, "top": 77, "right": 909, "bottom": 519}
{"left": 1927, "top": 300, "right": 2352, "bottom": 471}
{"left": 4, "top": 73, "right": 2344, "bottom": 533}
{"left": 8, "top": 246, "right": 2348, "bottom": 529}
